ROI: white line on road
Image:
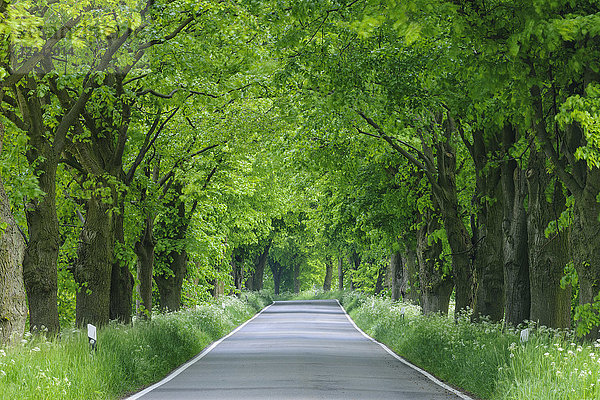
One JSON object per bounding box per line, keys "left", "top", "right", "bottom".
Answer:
{"left": 125, "top": 302, "right": 274, "bottom": 400}
{"left": 336, "top": 299, "right": 475, "bottom": 400}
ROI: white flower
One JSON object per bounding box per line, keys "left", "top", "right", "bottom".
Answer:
{"left": 31, "top": 347, "right": 40, "bottom": 352}
{"left": 544, "top": 352, "right": 550, "bottom": 356}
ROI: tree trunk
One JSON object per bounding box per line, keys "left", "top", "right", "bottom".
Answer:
{"left": 155, "top": 249, "right": 188, "bottom": 312}
{"left": 527, "top": 150, "right": 571, "bottom": 329}
{"left": 417, "top": 209, "right": 453, "bottom": 315}
{"left": 570, "top": 193, "right": 600, "bottom": 339}
{"left": 374, "top": 263, "right": 385, "bottom": 295}
{"left": 402, "top": 246, "right": 420, "bottom": 303}
{"left": 472, "top": 172, "right": 505, "bottom": 322}
{"left": 74, "top": 192, "right": 113, "bottom": 327}
{"left": 348, "top": 251, "right": 360, "bottom": 290}
{"left": 390, "top": 251, "right": 403, "bottom": 301}
{"left": 323, "top": 257, "right": 333, "bottom": 291}
{"left": 109, "top": 210, "right": 133, "bottom": 323}
{"left": 270, "top": 260, "right": 283, "bottom": 295}
{"left": 501, "top": 127, "right": 531, "bottom": 326}
{"left": 22, "top": 161, "right": 60, "bottom": 334}
{"left": 252, "top": 240, "right": 271, "bottom": 291}
{"left": 231, "top": 252, "right": 244, "bottom": 291}
{"left": 134, "top": 215, "right": 154, "bottom": 319}
{"left": 294, "top": 263, "right": 300, "bottom": 293}
{"left": 337, "top": 257, "right": 344, "bottom": 290}
{"left": 210, "top": 279, "right": 225, "bottom": 299}
{"left": 0, "top": 169, "right": 27, "bottom": 344}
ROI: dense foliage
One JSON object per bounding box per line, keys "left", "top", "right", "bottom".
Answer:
{"left": 1, "top": 0, "right": 600, "bottom": 380}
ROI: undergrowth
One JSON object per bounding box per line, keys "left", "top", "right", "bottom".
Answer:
{"left": 0, "top": 292, "right": 272, "bottom": 400}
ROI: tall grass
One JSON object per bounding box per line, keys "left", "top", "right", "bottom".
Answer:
{"left": 0, "top": 293, "right": 272, "bottom": 400}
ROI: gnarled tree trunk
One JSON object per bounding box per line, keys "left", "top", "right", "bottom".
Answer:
{"left": 0, "top": 151, "right": 27, "bottom": 344}
{"left": 134, "top": 214, "right": 155, "bottom": 319}
{"left": 74, "top": 190, "right": 113, "bottom": 327}
{"left": 527, "top": 149, "right": 571, "bottom": 329}
{"left": 501, "top": 127, "right": 531, "bottom": 326}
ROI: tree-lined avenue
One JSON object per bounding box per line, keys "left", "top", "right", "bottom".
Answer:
{"left": 128, "top": 300, "right": 467, "bottom": 400}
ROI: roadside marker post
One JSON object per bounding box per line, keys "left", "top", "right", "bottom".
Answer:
{"left": 88, "top": 324, "right": 97, "bottom": 352}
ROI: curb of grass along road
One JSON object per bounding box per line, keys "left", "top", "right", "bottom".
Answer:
{"left": 335, "top": 299, "right": 475, "bottom": 400}
{"left": 124, "top": 302, "right": 275, "bottom": 400}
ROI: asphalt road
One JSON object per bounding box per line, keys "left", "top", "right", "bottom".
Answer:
{"left": 128, "top": 300, "right": 470, "bottom": 400}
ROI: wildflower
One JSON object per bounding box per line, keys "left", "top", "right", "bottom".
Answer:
{"left": 544, "top": 352, "right": 550, "bottom": 356}
{"left": 0, "top": 350, "right": 5, "bottom": 357}
{"left": 31, "top": 347, "right": 40, "bottom": 352}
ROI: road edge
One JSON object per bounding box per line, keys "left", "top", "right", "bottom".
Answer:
{"left": 335, "top": 299, "right": 475, "bottom": 400}
{"left": 124, "top": 302, "right": 275, "bottom": 400}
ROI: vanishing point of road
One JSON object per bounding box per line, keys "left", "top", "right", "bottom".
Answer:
{"left": 127, "top": 300, "right": 472, "bottom": 400}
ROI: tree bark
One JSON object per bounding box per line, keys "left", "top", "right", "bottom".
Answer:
{"left": 501, "top": 126, "right": 531, "bottom": 326}
{"left": 110, "top": 209, "right": 133, "bottom": 323}
{"left": 155, "top": 248, "right": 188, "bottom": 312}
{"left": 402, "top": 245, "right": 420, "bottom": 303}
{"left": 74, "top": 190, "right": 113, "bottom": 327}
{"left": 390, "top": 251, "right": 403, "bottom": 301}
{"left": 470, "top": 130, "right": 505, "bottom": 322}
{"left": 231, "top": 251, "right": 244, "bottom": 291}
{"left": 417, "top": 208, "right": 453, "bottom": 315}
{"left": 134, "top": 214, "right": 154, "bottom": 319}
{"left": 337, "top": 256, "right": 344, "bottom": 290}
{"left": 0, "top": 156, "right": 27, "bottom": 344}
{"left": 347, "top": 251, "right": 361, "bottom": 290}
{"left": 252, "top": 240, "right": 271, "bottom": 291}
{"left": 323, "top": 257, "right": 333, "bottom": 291}
{"left": 527, "top": 149, "right": 571, "bottom": 329}
{"left": 270, "top": 260, "right": 283, "bottom": 295}
{"left": 22, "top": 161, "right": 60, "bottom": 334}
{"left": 374, "top": 263, "right": 385, "bottom": 295}
{"left": 19, "top": 81, "right": 61, "bottom": 335}
{"left": 294, "top": 262, "right": 300, "bottom": 293}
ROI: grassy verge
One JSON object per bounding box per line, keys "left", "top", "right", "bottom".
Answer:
{"left": 342, "top": 293, "right": 599, "bottom": 400}
{"left": 0, "top": 292, "right": 272, "bottom": 400}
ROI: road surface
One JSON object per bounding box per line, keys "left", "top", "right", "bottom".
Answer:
{"left": 128, "top": 300, "right": 470, "bottom": 400}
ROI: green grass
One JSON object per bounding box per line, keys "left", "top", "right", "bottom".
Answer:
{"left": 0, "top": 293, "right": 272, "bottom": 400}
